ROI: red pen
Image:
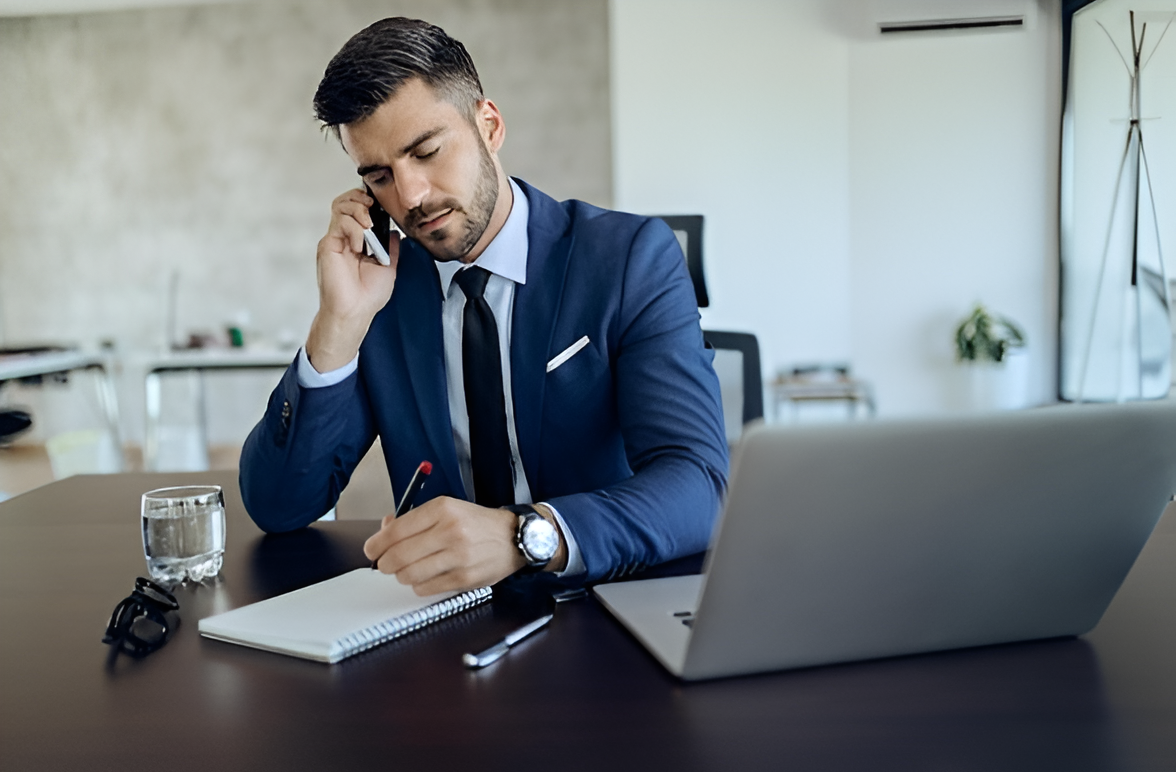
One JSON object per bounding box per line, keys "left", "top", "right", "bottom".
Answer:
{"left": 395, "top": 461, "right": 432, "bottom": 517}
{"left": 371, "top": 461, "right": 432, "bottom": 570}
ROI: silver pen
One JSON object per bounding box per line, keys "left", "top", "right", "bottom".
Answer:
{"left": 462, "top": 614, "right": 553, "bottom": 669}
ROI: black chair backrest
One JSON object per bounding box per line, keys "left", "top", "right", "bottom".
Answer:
{"left": 653, "top": 215, "right": 709, "bottom": 308}
{"left": 703, "top": 330, "right": 763, "bottom": 425}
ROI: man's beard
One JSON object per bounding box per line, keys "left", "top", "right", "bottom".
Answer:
{"left": 411, "top": 141, "right": 499, "bottom": 262}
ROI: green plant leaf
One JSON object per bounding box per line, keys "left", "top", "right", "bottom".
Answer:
{"left": 954, "top": 304, "right": 1026, "bottom": 363}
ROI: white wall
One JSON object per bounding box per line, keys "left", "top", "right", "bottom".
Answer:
{"left": 611, "top": 0, "right": 1062, "bottom": 416}
{"left": 847, "top": 2, "right": 1061, "bottom": 414}
{"left": 611, "top": 0, "right": 854, "bottom": 374}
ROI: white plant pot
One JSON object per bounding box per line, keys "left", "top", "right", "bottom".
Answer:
{"left": 964, "top": 350, "right": 1030, "bottom": 411}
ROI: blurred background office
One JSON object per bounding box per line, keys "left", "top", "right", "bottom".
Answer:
{"left": 0, "top": 0, "right": 1125, "bottom": 502}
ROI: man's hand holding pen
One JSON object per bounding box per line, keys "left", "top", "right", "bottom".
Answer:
{"left": 364, "top": 499, "right": 569, "bottom": 595}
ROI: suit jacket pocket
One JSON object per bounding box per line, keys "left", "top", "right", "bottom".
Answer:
{"left": 547, "top": 335, "right": 590, "bottom": 372}
{"left": 545, "top": 338, "right": 609, "bottom": 414}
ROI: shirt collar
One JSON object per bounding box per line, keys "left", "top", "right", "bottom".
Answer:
{"left": 436, "top": 177, "right": 529, "bottom": 295}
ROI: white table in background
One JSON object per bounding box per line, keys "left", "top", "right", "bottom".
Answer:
{"left": 142, "top": 349, "right": 295, "bottom": 471}
{"left": 0, "top": 349, "right": 124, "bottom": 469}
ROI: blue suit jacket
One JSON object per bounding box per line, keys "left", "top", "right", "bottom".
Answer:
{"left": 239, "top": 180, "right": 729, "bottom": 581}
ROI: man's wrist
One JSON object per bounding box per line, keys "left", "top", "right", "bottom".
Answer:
{"left": 296, "top": 347, "right": 357, "bottom": 388}
{"left": 496, "top": 507, "right": 529, "bottom": 574}
{"left": 305, "top": 312, "right": 368, "bottom": 373}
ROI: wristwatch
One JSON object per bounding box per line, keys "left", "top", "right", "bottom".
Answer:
{"left": 506, "top": 505, "right": 560, "bottom": 571}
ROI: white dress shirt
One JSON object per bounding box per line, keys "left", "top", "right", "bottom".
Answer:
{"left": 297, "top": 178, "right": 585, "bottom": 576}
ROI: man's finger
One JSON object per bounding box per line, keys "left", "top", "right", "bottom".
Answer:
{"left": 363, "top": 501, "right": 445, "bottom": 562}
{"left": 411, "top": 567, "right": 484, "bottom": 597}
{"left": 374, "top": 522, "right": 449, "bottom": 575}
{"left": 335, "top": 217, "right": 366, "bottom": 256}
{"left": 332, "top": 188, "right": 373, "bottom": 209}
{"left": 334, "top": 199, "right": 373, "bottom": 230}
{"left": 393, "top": 547, "right": 463, "bottom": 589}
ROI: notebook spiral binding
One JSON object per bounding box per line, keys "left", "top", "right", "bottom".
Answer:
{"left": 334, "top": 585, "right": 493, "bottom": 660}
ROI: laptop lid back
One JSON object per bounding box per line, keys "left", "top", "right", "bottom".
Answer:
{"left": 682, "top": 401, "right": 1176, "bottom": 680}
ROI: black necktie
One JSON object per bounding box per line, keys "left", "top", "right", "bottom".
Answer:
{"left": 454, "top": 267, "right": 515, "bottom": 507}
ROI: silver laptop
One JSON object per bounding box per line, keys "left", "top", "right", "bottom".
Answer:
{"left": 594, "top": 400, "right": 1176, "bottom": 681}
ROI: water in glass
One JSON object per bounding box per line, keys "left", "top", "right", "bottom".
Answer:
{"left": 141, "top": 485, "right": 226, "bottom": 584}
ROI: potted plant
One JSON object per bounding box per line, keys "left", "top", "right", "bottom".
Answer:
{"left": 955, "top": 304, "right": 1025, "bottom": 364}
{"left": 954, "top": 304, "right": 1028, "bottom": 410}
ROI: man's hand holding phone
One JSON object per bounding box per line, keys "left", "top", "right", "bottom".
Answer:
{"left": 306, "top": 188, "right": 400, "bottom": 374}
{"left": 360, "top": 183, "right": 404, "bottom": 266}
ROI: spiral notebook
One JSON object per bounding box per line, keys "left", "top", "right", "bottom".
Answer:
{"left": 198, "top": 569, "right": 492, "bottom": 663}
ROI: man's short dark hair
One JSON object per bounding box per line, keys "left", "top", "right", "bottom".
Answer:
{"left": 313, "top": 17, "right": 483, "bottom": 134}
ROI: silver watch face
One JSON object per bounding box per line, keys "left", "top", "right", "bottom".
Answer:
{"left": 521, "top": 514, "right": 559, "bottom": 563}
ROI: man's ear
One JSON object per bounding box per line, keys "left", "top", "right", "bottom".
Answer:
{"left": 476, "top": 98, "right": 506, "bottom": 153}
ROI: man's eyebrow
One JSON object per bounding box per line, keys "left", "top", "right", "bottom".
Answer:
{"left": 399, "top": 127, "right": 444, "bottom": 156}
{"left": 356, "top": 163, "right": 389, "bottom": 178}
{"left": 356, "top": 127, "right": 446, "bottom": 178}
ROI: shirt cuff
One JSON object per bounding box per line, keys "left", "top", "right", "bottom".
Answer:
{"left": 535, "top": 502, "right": 586, "bottom": 577}
{"left": 296, "top": 346, "right": 358, "bottom": 388}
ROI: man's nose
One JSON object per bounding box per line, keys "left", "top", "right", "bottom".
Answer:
{"left": 395, "top": 167, "right": 430, "bottom": 214}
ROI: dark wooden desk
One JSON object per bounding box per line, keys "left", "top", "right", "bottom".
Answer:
{"left": 3, "top": 473, "right": 1176, "bottom": 771}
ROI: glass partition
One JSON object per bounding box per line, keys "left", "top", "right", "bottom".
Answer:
{"left": 1060, "top": 0, "right": 1176, "bottom": 401}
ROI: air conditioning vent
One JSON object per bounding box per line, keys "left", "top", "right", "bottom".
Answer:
{"left": 871, "top": 0, "right": 1033, "bottom": 35}
{"left": 879, "top": 15, "right": 1025, "bottom": 33}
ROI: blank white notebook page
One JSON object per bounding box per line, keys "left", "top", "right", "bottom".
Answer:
{"left": 199, "top": 568, "right": 481, "bottom": 663}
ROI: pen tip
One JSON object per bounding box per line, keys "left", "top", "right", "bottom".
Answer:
{"left": 420, "top": 461, "right": 433, "bottom": 474}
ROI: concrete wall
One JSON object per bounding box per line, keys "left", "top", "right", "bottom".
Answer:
{"left": 611, "top": 0, "right": 1062, "bottom": 417}
{"left": 0, "top": 0, "right": 611, "bottom": 445}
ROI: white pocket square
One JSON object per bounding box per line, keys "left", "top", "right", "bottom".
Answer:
{"left": 547, "top": 335, "right": 590, "bottom": 373}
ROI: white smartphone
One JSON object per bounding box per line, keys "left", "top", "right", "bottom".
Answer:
{"left": 362, "top": 185, "right": 403, "bottom": 266}
{"left": 362, "top": 228, "right": 392, "bottom": 266}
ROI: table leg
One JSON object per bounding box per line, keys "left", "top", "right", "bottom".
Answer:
{"left": 89, "top": 364, "right": 124, "bottom": 472}
{"left": 194, "top": 371, "right": 210, "bottom": 471}
{"left": 144, "top": 372, "right": 161, "bottom": 471}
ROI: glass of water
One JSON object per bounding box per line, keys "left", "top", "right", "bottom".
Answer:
{"left": 141, "top": 485, "right": 226, "bottom": 585}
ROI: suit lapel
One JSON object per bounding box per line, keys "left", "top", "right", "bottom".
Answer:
{"left": 511, "top": 180, "right": 574, "bottom": 495}
{"left": 395, "top": 241, "right": 463, "bottom": 497}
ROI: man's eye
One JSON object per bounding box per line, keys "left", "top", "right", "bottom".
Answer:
{"left": 366, "top": 172, "right": 391, "bottom": 186}
{"left": 417, "top": 147, "right": 439, "bottom": 159}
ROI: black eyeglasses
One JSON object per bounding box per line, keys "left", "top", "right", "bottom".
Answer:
{"left": 102, "top": 577, "right": 180, "bottom": 658}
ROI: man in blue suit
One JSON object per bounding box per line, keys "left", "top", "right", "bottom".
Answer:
{"left": 240, "top": 17, "right": 728, "bottom": 592}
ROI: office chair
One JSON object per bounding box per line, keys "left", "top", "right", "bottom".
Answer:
{"left": 0, "top": 408, "right": 32, "bottom": 444}
{"left": 653, "top": 215, "right": 709, "bottom": 308}
{"left": 1, "top": 345, "right": 65, "bottom": 445}
{"left": 651, "top": 215, "right": 762, "bottom": 440}
{"left": 703, "top": 330, "right": 763, "bottom": 445}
